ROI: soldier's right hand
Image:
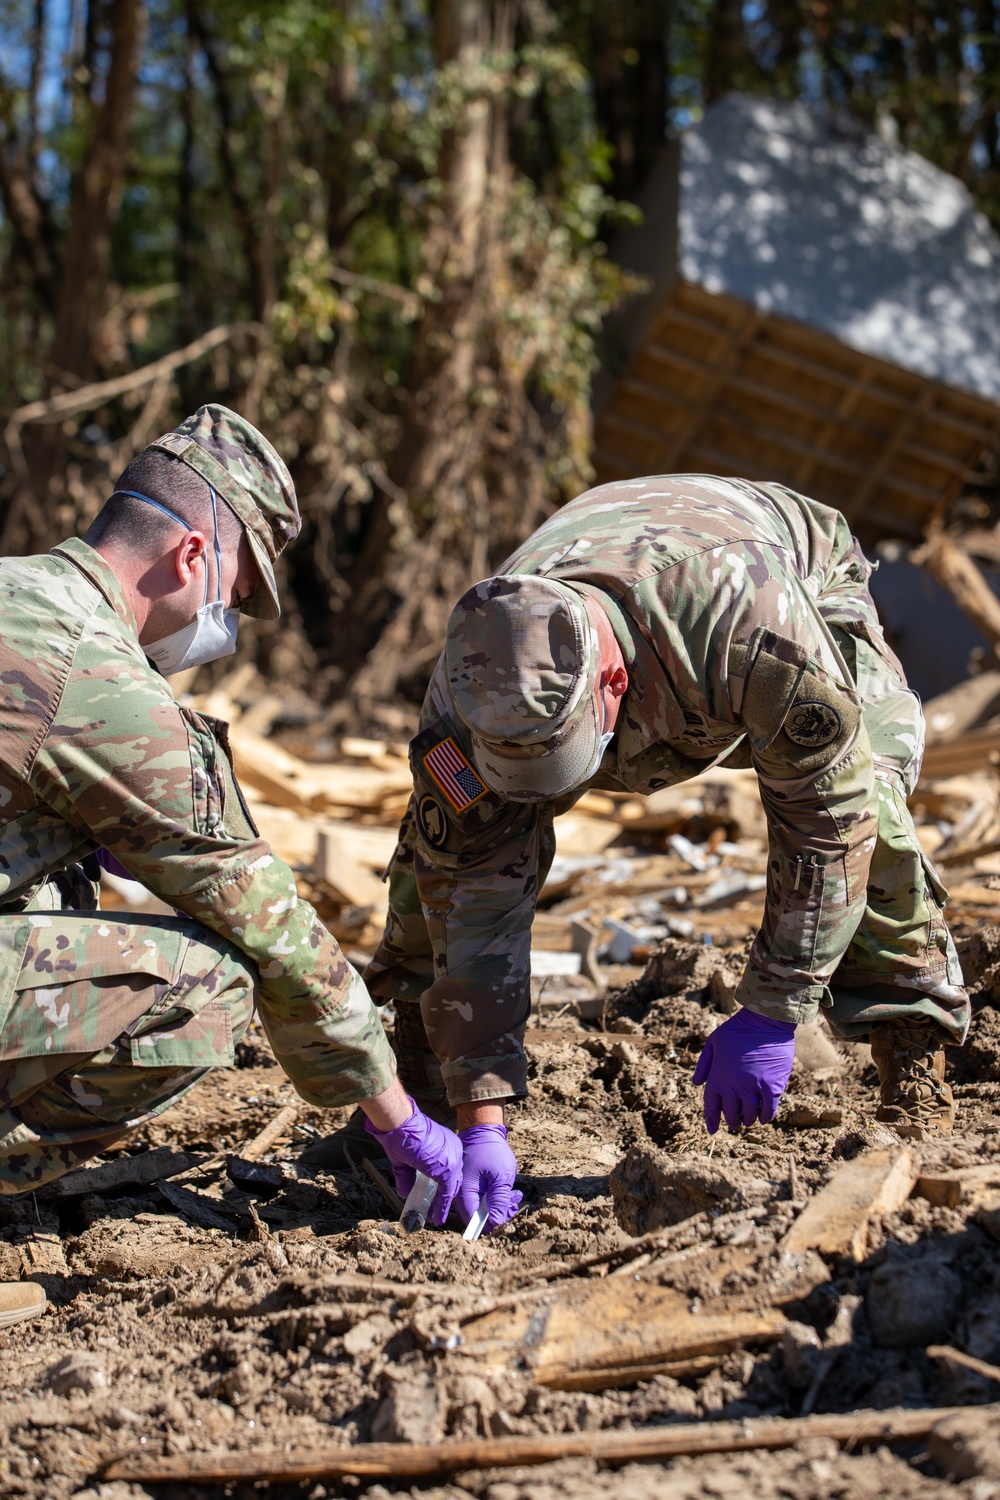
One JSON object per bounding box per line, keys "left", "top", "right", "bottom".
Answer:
{"left": 363, "top": 1100, "right": 463, "bottom": 1226}
{"left": 692, "top": 1008, "right": 796, "bottom": 1133}
{"left": 457, "top": 1124, "right": 522, "bottom": 1233}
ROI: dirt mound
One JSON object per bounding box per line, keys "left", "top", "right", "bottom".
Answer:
{"left": 609, "top": 1144, "right": 773, "bottom": 1234}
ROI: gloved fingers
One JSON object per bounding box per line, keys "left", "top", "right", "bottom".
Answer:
{"left": 391, "top": 1164, "right": 416, "bottom": 1201}
{"left": 720, "top": 1088, "right": 744, "bottom": 1133}
{"left": 483, "top": 1177, "right": 518, "bottom": 1232}
{"left": 457, "top": 1178, "right": 487, "bottom": 1226}
{"left": 758, "top": 1084, "right": 783, "bottom": 1126}
{"left": 427, "top": 1177, "right": 458, "bottom": 1227}
{"left": 703, "top": 1083, "right": 723, "bottom": 1135}
{"left": 740, "top": 1089, "right": 763, "bottom": 1129}
{"left": 692, "top": 1041, "right": 714, "bottom": 1087}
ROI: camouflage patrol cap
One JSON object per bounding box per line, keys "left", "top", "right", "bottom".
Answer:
{"left": 445, "top": 575, "right": 604, "bottom": 802}
{"left": 146, "top": 404, "right": 299, "bottom": 620}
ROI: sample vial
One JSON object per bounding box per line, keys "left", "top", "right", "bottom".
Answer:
{"left": 399, "top": 1170, "right": 439, "bottom": 1233}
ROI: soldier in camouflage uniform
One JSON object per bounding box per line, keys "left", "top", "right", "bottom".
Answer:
{"left": 357, "top": 474, "right": 968, "bottom": 1227}
{"left": 0, "top": 404, "right": 462, "bottom": 1324}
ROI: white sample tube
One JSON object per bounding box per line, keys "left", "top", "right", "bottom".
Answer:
{"left": 462, "top": 1194, "right": 490, "bottom": 1242}
{"left": 400, "top": 1170, "right": 438, "bottom": 1233}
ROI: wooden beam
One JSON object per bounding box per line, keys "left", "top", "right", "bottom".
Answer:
{"left": 656, "top": 303, "right": 765, "bottom": 472}
{"left": 100, "top": 1404, "right": 1000, "bottom": 1484}
{"left": 911, "top": 532, "right": 1000, "bottom": 655}
{"left": 842, "top": 385, "right": 937, "bottom": 523}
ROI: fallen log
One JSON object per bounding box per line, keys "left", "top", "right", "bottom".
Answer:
{"left": 99, "top": 1403, "right": 1000, "bottom": 1484}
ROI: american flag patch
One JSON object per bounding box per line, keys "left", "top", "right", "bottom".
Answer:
{"left": 423, "top": 738, "right": 488, "bottom": 812}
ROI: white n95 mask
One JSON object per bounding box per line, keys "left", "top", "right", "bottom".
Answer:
{"left": 117, "top": 486, "right": 240, "bottom": 674}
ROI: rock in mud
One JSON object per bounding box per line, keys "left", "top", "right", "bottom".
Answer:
{"left": 608, "top": 1144, "right": 770, "bottom": 1235}
{"left": 930, "top": 1408, "right": 1000, "bottom": 1480}
{"left": 371, "top": 1364, "right": 444, "bottom": 1443}
{"left": 45, "top": 1352, "right": 107, "bottom": 1395}
{"left": 866, "top": 1251, "right": 962, "bottom": 1348}
{"left": 780, "top": 1319, "right": 824, "bottom": 1389}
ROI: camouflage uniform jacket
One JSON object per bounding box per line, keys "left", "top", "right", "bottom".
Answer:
{"left": 0, "top": 538, "right": 394, "bottom": 1102}
{"left": 385, "top": 475, "right": 914, "bottom": 1101}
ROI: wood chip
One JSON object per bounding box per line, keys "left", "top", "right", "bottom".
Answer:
{"left": 916, "top": 1164, "right": 1000, "bottom": 1208}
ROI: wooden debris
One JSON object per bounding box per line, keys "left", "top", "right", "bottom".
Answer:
{"left": 363, "top": 1157, "right": 404, "bottom": 1215}
{"left": 916, "top": 1164, "right": 1000, "bottom": 1209}
{"left": 912, "top": 533, "right": 1000, "bottom": 665}
{"left": 781, "top": 1147, "right": 917, "bottom": 1262}
{"left": 16, "top": 1231, "right": 68, "bottom": 1278}
{"left": 315, "top": 825, "right": 388, "bottom": 908}
{"left": 100, "top": 1403, "right": 1000, "bottom": 1484}
{"left": 240, "top": 1104, "right": 300, "bottom": 1163}
{"left": 158, "top": 1180, "right": 239, "bottom": 1232}
{"left": 49, "top": 1148, "right": 196, "bottom": 1198}
{"left": 458, "top": 1275, "right": 786, "bottom": 1389}
{"left": 920, "top": 728, "right": 1000, "bottom": 778}
{"left": 927, "top": 1344, "right": 1000, "bottom": 1386}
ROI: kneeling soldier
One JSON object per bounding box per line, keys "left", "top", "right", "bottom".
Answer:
{"left": 0, "top": 406, "right": 461, "bottom": 1327}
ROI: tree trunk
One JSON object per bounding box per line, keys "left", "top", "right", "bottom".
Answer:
{"left": 340, "top": 0, "right": 500, "bottom": 712}
{"left": 8, "top": 0, "right": 145, "bottom": 553}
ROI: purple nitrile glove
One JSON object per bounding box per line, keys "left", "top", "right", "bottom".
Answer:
{"left": 96, "top": 848, "right": 132, "bottom": 879}
{"left": 458, "top": 1124, "right": 522, "bottom": 1233}
{"left": 364, "top": 1098, "right": 462, "bottom": 1227}
{"left": 692, "top": 1008, "right": 796, "bottom": 1134}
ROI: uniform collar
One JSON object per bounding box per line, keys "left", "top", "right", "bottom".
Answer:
{"left": 51, "top": 537, "right": 140, "bottom": 638}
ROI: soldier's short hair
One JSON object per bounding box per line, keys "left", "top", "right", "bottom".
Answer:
{"left": 85, "top": 451, "right": 244, "bottom": 554}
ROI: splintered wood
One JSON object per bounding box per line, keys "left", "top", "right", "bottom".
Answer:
{"left": 458, "top": 1275, "right": 786, "bottom": 1389}
{"left": 781, "top": 1148, "right": 917, "bottom": 1262}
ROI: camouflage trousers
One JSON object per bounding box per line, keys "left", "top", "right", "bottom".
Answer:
{"left": 0, "top": 912, "right": 257, "bottom": 1195}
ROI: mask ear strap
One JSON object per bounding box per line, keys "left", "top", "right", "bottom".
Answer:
{"left": 209, "top": 487, "right": 223, "bottom": 606}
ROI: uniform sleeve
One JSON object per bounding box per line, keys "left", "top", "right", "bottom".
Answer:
{"left": 27, "top": 653, "right": 395, "bottom": 1106}
{"left": 728, "top": 625, "right": 879, "bottom": 1027}
{"left": 393, "top": 710, "right": 548, "bottom": 1105}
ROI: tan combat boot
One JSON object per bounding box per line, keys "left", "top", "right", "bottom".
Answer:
{"left": 870, "top": 1019, "right": 955, "bottom": 1140}
{"left": 0, "top": 1281, "right": 46, "bottom": 1330}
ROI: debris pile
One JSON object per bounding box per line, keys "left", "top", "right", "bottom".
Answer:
{"left": 5, "top": 665, "right": 1000, "bottom": 1499}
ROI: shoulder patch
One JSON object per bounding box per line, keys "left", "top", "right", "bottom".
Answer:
{"left": 416, "top": 794, "right": 449, "bottom": 849}
{"left": 422, "top": 737, "right": 488, "bottom": 812}
{"left": 784, "top": 700, "right": 842, "bottom": 749}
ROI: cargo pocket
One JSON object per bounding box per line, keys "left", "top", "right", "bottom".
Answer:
{"left": 127, "top": 1001, "right": 235, "bottom": 1069}
{"left": 772, "top": 849, "right": 851, "bottom": 973}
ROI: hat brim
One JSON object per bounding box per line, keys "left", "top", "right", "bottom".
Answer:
{"left": 241, "top": 528, "right": 281, "bottom": 620}
{"left": 471, "top": 690, "right": 605, "bottom": 802}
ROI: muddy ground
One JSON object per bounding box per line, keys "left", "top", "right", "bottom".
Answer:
{"left": 3, "top": 875, "right": 1000, "bottom": 1499}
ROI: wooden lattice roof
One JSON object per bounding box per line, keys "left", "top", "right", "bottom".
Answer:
{"left": 595, "top": 97, "right": 1000, "bottom": 544}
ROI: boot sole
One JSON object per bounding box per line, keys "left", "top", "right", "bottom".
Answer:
{"left": 0, "top": 1283, "right": 46, "bottom": 1329}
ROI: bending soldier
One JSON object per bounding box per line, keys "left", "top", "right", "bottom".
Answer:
{"left": 0, "top": 406, "right": 461, "bottom": 1329}
{"left": 323, "top": 474, "right": 968, "bottom": 1229}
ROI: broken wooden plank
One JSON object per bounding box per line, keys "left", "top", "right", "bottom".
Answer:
{"left": 458, "top": 1275, "right": 786, "bottom": 1388}
{"left": 240, "top": 1104, "right": 300, "bottom": 1163}
{"left": 920, "top": 728, "right": 1000, "bottom": 779}
{"left": 100, "top": 1403, "right": 1000, "bottom": 1483}
{"left": 781, "top": 1147, "right": 917, "bottom": 1262}
{"left": 314, "top": 825, "right": 391, "bottom": 908}
{"left": 50, "top": 1148, "right": 197, "bottom": 1198}
{"left": 916, "top": 1164, "right": 1000, "bottom": 1209}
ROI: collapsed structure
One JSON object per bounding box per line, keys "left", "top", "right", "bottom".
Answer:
{"left": 596, "top": 94, "right": 1000, "bottom": 548}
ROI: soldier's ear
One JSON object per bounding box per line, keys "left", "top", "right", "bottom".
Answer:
{"left": 173, "top": 530, "right": 208, "bottom": 587}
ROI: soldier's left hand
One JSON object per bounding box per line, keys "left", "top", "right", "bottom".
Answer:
{"left": 692, "top": 1008, "right": 796, "bottom": 1133}
{"left": 458, "top": 1123, "right": 522, "bottom": 1233}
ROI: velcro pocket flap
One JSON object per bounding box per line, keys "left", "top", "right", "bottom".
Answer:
{"left": 128, "top": 1000, "right": 234, "bottom": 1069}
